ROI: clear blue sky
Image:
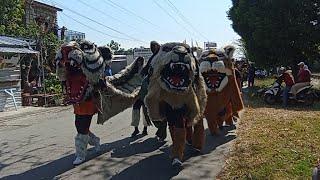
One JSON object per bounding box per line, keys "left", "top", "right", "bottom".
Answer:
{"left": 41, "top": 0, "right": 240, "bottom": 49}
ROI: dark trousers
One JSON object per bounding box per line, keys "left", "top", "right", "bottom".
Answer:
{"left": 75, "top": 114, "right": 93, "bottom": 134}
{"left": 248, "top": 77, "right": 255, "bottom": 87}
{"left": 282, "top": 85, "right": 292, "bottom": 107}
{"left": 133, "top": 99, "right": 151, "bottom": 125}
{"left": 153, "top": 121, "right": 167, "bottom": 139}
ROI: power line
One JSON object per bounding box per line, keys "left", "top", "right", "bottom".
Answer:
{"left": 101, "top": 0, "right": 184, "bottom": 38}
{"left": 165, "top": 0, "right": 209, "bottom": 41}
{"left": 103, "top": 0, "right": 161, "bottom": 29}
{"left": 48, "top": 0, "right": 146, "bottom": 43}
{"left": 77, "top": 0, "right": 145, "bottom": 35}
{"left": 61, "top": 12, "right": 131, "bottom": 41}
{"left": 153, "top": 0, "right": 197, "bottom": 38}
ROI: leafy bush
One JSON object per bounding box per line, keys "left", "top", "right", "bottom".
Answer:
{"left": 43, "top": 74, "right": 62, "bottom": 95}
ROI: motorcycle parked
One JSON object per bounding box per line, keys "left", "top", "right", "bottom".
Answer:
{"left": 264, "top": 79, "right": 315, "bottom": 106}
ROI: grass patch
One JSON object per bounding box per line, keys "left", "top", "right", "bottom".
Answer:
{"left": 219, "top": 78, "right": 320, "bottom": 180}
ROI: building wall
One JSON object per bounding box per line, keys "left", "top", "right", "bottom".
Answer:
{"left": 64, "top": 30, "right": 86, "bottom": 42}
{"left": 24, "top": 0, "right": 60, "bottom": 32}
{"left": 133, "top": 47, "right": 152, "bottom": 61}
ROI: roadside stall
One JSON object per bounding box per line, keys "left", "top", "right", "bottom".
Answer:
{"left": 0, "top": 35, "right": 39, "bottom": 111}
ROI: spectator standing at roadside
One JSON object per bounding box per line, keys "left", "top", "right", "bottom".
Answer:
{"left": 247, "top": 63, "right": 255, "bottom": 87}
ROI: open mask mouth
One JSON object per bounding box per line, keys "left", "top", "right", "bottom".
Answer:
{"left": 202, "top": 70, "right": 227, "bottom": 91}
{"left": 65, "top": 70, "right": 89, "bottom": 104}
{"left": 160, "top": 62, "right": 191, "bottom": 91}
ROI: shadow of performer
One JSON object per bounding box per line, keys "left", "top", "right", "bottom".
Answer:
{"left": 111, "top": 125, "right": 236, "bottom": 180}
{"left": 2, "top": 136, "right": 143, "bottom": 180}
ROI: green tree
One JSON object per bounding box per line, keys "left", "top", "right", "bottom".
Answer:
{"left": 0, "top": 0, "right": 26, "bottom": 36}
{"left": 228, "top": 0, "right": 320, "bottom": 71}
{"left": 107, "top": 40, "right": 133, "bottom": 55}
{"left": 234, "top": 39, "right": 249, "bottom": 60}
{"left": 107, "top": 40, "right": 121, "bottom": 52}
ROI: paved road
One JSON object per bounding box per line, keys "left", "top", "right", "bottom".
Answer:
{"left": 0, "top": 106, "right": 236, "bottom": 180}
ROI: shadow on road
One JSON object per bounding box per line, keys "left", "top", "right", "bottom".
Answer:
{"left": 2, "top": 125, "right": 236, "bottom": 180}
{"left": 111, "top": 137, "right": 166, "bottom": 158}
{"left": 2, "top": 135, "right": 144, "bottom": 180}
{"left": 110, "top": 125, "right": 236, "bottom": 180}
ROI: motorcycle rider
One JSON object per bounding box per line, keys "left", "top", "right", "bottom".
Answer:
{"left": 278, "top": 67, "right": 295, "bottom": 107}
{"left": 291, "top": 62, "right": 311, "bottom": 98}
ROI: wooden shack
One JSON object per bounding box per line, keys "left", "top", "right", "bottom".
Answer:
{"left": 0, "top": 36, "right": 39, "bottom": 112}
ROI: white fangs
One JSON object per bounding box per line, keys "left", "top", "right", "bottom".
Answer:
{"left": 179, "top": 79, "right": 185, "bottom": 86}
{"left": 170, "top": 63, "right": 174, "bottom": 70}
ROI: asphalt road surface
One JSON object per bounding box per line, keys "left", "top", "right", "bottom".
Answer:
{"left": 0, "top": 106, "right": 236, "bottom": 180}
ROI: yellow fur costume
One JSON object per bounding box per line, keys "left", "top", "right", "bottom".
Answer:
{"left": 144, "top": 42, "right": 207, "bottom": 166}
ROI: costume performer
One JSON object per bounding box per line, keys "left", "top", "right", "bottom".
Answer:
{"left": 199, "top": 46, "right": 244, "bottom": 135}
{"left": 130, "top": 57, "right": 152, "bottom": 137}
{"left": 137, "top": 41, "right": 168, "bottom": 141}
{"left": 56, "top": 40, "right": 144, "bottom": 165}
{"left": 144, "top": 42, "right": 207, "bottom": 167}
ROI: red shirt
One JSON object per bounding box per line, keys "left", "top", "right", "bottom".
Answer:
{"left": 297, "top": 69, "right": 311, "bottom": 83}
{"left": 73, "top": 99, "right": 97, "bottom": 115}
{"left": 280, "top": 71, "right": 295, "bottom": 86}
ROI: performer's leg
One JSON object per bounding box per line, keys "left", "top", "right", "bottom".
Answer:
{"left": 217, "top": 108, "right": 227, "bottom": 130}
{"left": 168, "top": 114, "right": 186, "bottom": 167}
{"left": 153, "top": 121, "right": 167, "bottom": 141}
{"left": 142, "top": 103, "right": 151, "bottom": 125}
{"left": 88, "top": 131, "right": 101, "bottom": 151}
{"left": 170, "top": 127, "right": 186, "bottom": 166}
{"left": 169, "top": 125, "right": 175, "bottom": 142}
{"left": 225, "top": 103, "right": 233, "bottom": 126}
{"left": 192, "top": 118, "right": 205, "bottom": 151}
{"left": 73, "top": 114, "right": 92, "bottom": 165}
{"left": 186, "top": 125, "right": 193, "bottom": 145}
{"left": 218, "top": 115, "right": 224, "bottom": 130}
{"left": 142, "top": 104, "right": 149, "bottom": 135}
{"left": 205, "top": 113, "right": 219, "bottom": 135}
{"left": 131, "top": 100, "right": 143, "bottom": 137}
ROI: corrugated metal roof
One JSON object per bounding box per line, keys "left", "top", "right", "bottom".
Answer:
{"left": 0, "top": 47, "right": 39, "bottom": 54}
{"left": 0, "top": 36, "right": 30, "bottom": 47}
{"left": 0, "top": 36, "right": 38, "bottom": 54}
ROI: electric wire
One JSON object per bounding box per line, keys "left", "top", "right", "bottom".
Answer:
{"left": 48, "top": 0, "right": 146, "bottom": 43}
{"left": 61, "top": 12, "right": 131, "bottom": 41}
{"left": 77, "top": 0, "right": 146, "bottom": 35}
{"left": 165, "top": 0, "right": 209, "bottom": 41}
{"left": 153, "top": 0, "right": 197, "bottom": 39}
{"left": 103, "top": 0, "right": 161, "bottom": 29}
